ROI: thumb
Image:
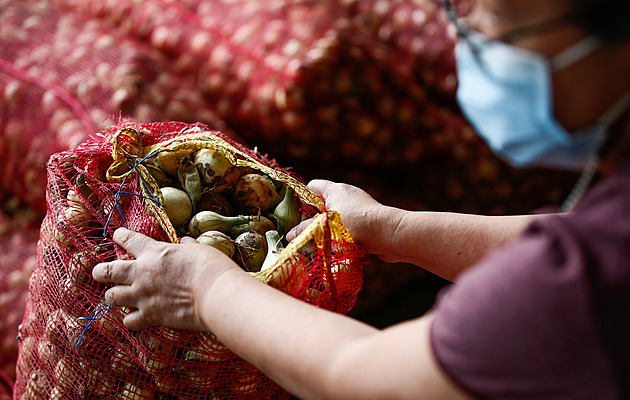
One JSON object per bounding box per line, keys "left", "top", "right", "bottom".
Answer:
{"left": 307, "top": 179, "right": 333, "bottom": 196}
{"left": 112, "top": 227, "right": 157, "bottom": 257}
{"left": 180, "top": 236, "right": 198, "bottom": 245}
{"left": 286, "top": 218, "right": 314, "bottom": 242}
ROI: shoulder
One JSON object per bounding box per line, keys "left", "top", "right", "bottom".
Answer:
{"left": 428, "top": 170, "right": 630, "bottom": 399}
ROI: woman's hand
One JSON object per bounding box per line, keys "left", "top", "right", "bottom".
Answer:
{"left": 287, "top": 180, "right": 400, "bottom": 259}
{"left": 92, "top": 227, "right": 242, "bottom": 332}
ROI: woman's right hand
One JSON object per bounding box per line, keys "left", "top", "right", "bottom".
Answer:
{"left": 287, "top": 179, "right": 400, "bottom": 259}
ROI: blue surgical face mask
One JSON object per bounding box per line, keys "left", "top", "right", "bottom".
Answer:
{"left": 455, "top": 32, "right": 630, "bottom": 170}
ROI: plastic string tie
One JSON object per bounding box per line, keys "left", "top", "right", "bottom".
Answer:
{"left": 74, "top": 302, "right": 111, "bottom": 347}
{"left": 77, "top": 148, "right": 162, "bottom": 347}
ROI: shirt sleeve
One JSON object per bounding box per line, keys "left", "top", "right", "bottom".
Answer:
{"left": 430, "top": 216, "right": 617, "bottom": 400}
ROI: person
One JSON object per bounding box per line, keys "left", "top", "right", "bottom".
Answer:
{"left": 92, "top": 0, "right": 630, "bottom": 398}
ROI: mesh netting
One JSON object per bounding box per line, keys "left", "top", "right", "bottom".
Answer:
{"left": 0, "top": 0, "right": 238, "bottom": 218}
{"left": 47, "top": 0, "right": 579, "bottom": 218}
{"left": 49, "top": 0, "right": 457, "bottom": 169}
{"left": 14, "top": 121, "right": 365, "bottom": 399}
{"left": 0, "top": 207, "right": 40, "bottom": 399}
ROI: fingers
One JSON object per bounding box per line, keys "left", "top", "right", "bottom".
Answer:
{"left": 103, "top": 285, "right": 137, "bottom": 307}
{"left": 112, "top": 228, "right": 156, "bottom": 258}
{"left": 307, "top": 179, "right": 333, "bottom": 195}
{"left": 179, "top": 236, "right": 198, "bottom": 245}
{"left": 123, "top": 311, "right": 154, "bottom": 331}
{"left": 93, "top": 260, "right": 135, "bottom": 285}
{"left": 286, "top": 217, "right": 314, "bottom": 241}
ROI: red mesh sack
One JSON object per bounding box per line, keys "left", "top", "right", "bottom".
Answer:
{"left": 0, "top": 0, "right": 236, "bottom": 218}
{"left": 0, "top": 201, "right": 41, "bottom": 398}
{"left": 14, "top": 121, "right": 365, "bottom": 399}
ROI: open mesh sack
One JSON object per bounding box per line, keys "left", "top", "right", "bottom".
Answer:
{"left": 0, "top": 0, "right": 237, "bottom": 218}
{"left": 14, "top": 121, "right": 365, "bottom": 399}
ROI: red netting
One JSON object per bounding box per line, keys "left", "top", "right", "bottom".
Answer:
{"left": 14, "top": 121, "right": 365, "bottom": 399}
{"left": 48, "top": 0, "right": 579, "bottom": 219}
{"left": 0, "top": 0, "right": 239, "bottom": 218}
{"left": 0, "top": 202, "right": 41, "bottom": 399}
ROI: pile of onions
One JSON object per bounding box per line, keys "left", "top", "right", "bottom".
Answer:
{"left": 0, "top": 0, "right": 237, "bottom": 217}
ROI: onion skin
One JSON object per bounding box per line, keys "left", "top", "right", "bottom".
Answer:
{"left": 194, "top": 148, "right": 240, "bottom": 194}
{"left": 188, "top": 211, "right": 252, "bottom": 237}
{"left": 160, "top": 187, "right": 193, "bottom": 227}
{"left": 196, "top": 230, "right": 236, "bottom": 258}
{"left": 227, "top": 214, "right": 276, "bottom": 238}
{"left": 231, "top": 173, "right": 282, "bottom": 214}
{"left": 272, "top": 186, "right": 301, "bottom": 236}
{"left": 196, "top": 190, "right": 233, "bottom": 215}
{"left": 234, "top": 231, "right": 268, "bottom": 272}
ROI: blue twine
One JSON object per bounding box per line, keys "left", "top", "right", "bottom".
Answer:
{"left": 74, "top": 301, "right": 111, "bottom": 347}
{"left": 76, "top": 147, "right": 163, "bottom": 347}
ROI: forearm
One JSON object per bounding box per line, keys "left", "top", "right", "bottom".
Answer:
{"left": 196, "top": 267, "right": 378, "bottom": 399}
{"left": 196, "top": 267, "right": 469, "bottom": 400}
{"left": 370, "top": 208, "right": 547, "bottom": 281}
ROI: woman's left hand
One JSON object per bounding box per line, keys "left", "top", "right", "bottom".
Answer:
{"left": 92, "top": 227, "right": 241, "bottom": 332}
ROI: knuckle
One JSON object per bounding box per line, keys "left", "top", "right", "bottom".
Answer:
{"left": 105, "top": 288, "right": 116, "bottom": 304}
{"left": 102, "top": 263, "right": 113, "bottom": 281}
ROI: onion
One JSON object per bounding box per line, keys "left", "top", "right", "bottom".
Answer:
{"left": 227, "top": 214, "right": 277, "bottom": 238}
{"left": 188, "top": 211, "right": 252, "bottom": 237}
{"left": 160, "top": 187, "right": 192, "bottom": 227}
{"left": 234, "top": 231, "right": 268, "bottom": 272}
{"left": 231, "top": 173, "right": 282, "bottom": 214}
{"left": 181, "top": 363, "right": 221, "bottom": 389}
{"left": 272, "top": 186, "right": 301, "bottom": 236}
{"left": 84, "top": 362, "right": 116, "bottom": 397}
{"left": 137, "top": 333, "right": 179, "bottom": 374}
{"left": 111, "top": 345, "right": 141, "bottom": 377}
{"left": 177, "top": 158, "right": 202, "bottom": 206}
{"left": 228, "top": 374, "right": 258, "bottom": 395}
{"left": 53, "top": 358, "right": 74, "bottom": 394}
{"left": 196, "top": 230, "right": 236, "bottom": 258}
{"left": 117, "top": 383, "right": 155, "bottom": 400}
{"left": 196, "top": 190, "right": 233, "bottom": 215}
{"left": 194, "top": 148, "right": 240, "bottom": 193}
{"left": 261, "top": 230, "right": 285, "bottom": 272}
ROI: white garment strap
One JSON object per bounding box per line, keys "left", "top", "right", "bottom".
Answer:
{"left": 599, "top": 90, "right": 630, "bottom": 127}
{"left": 561, "top": 89, "right": 630, "bottom": 212}
{"left": 551, "top": 36, "right": 601, "bottom": 71}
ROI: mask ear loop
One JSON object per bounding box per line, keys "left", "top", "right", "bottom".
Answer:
{"left": 561, "top": 90, "right": 630, "bottom": 212}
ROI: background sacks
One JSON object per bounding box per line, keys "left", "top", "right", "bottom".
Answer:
{"left": 0, "top": 0, "right": 237, "bottom": 217}
{"left": 0, "top": 206, "right": 40, "bottom": 396}
{"left": 13, "top": 121, "right": 365, "bottom": 399}
{"left": 50, "top": 0, "right": 578, "bottom": 217}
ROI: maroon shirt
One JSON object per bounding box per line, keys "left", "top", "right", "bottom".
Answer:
{"left": 431, "top": 163, "right": 630, "bottom": 399}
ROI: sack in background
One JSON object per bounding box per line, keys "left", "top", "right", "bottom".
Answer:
{"left": 0, "top": 0, "right": 237, "bottom": 217}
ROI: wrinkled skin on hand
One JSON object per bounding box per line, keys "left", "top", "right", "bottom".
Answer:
{"left": 287, "top": 180, "right": 398, "bottom": 262}
{"left": 92, "top": 228, "right": 241, "bottom": 331}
